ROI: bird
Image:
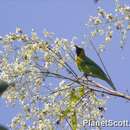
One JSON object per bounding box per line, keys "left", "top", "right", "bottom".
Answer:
{"left": 75, "top": 45, "right": 116, "bottom": 90}
{"left": 0, "top": 80, "right": 9, "bottom": 96}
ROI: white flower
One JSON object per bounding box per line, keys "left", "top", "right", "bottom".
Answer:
{"left": 16, "top": 27, "right": 23, "bottom": 33}
{"left": 59, "top": 80, "right": 65, "bottom": 87}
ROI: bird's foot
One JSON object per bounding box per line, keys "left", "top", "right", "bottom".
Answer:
{"left": 83, "top": 73, "right": 89, "bottom": 78}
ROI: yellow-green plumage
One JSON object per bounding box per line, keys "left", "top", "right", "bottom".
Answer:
{"left": 75, "top": 45, "right": 116, "bottom": 90}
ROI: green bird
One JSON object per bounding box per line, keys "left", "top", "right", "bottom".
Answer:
{"left": 0, "top": 80, "right": 9, "bottom": 96}
{"left": 75, "top": 45, "right": 116, "bottom": 90}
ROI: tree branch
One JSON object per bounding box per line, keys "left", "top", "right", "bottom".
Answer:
{"left": 90, "top": 80, "right": 130, "bottom": 100}
{"left": 40, "top": 71, "right": 130, "bottom": 101}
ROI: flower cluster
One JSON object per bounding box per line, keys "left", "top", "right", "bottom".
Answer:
{"left": 87, "top": 0, "right": 130, "bottom": 51}
{"left": 0, "top": 28, "right": 107, "bottom": 130}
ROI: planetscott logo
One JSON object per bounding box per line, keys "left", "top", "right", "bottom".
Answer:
{"left": 83, "top": 120, "right": 130, "bottom": 127}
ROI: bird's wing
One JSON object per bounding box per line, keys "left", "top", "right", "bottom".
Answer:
{"left": 83, "top": 56, "right": 116, "bottom": 90}
{"left": 84, "top": 56, "right": 108, "bottom": 80}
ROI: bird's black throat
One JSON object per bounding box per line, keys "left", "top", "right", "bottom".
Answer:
{"left": 75, "top": 46, "right": 83, "bottom": 56}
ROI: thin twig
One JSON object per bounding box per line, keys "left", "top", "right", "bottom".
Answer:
{"left": 65, "top": 118, "right": 73, "bottom": 130}
{"left": 48, "top": 45, "right": 78, "bottom": 78}
{"left": 88, "top": 35, "right": 114, "bottom": 86}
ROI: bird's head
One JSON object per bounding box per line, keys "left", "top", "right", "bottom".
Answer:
{"left": 75, "top": 45, "right": 85, "bottom": 56}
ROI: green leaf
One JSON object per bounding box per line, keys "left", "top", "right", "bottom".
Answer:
{"left": 59, "top": 86, "right": 84, "bottom": 124}
{"left": 0, "top": 80, "right": 9, "bottom": 96}
{"left": 70, "top": 87, "right": 84, "bottom": 105}
{"left": 70, "top": 111, "right": 77, "bottom": 130}
{"left": 0, "top": 125, "right": 8, "bottom": 130}
{"left": 61, "top": 107, "right": 71, "bottom": 118}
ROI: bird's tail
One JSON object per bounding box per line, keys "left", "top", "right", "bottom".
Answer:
{"left": 106, "top": 79, "right": 116, "bottom": 91}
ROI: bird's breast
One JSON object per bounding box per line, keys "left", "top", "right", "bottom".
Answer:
{"left": 76, "top": 56, "right": 85, "bottom": 71}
